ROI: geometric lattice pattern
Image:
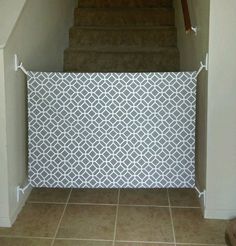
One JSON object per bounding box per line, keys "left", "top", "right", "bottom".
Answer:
{"left": 28, "top": 72, "right": 197, "bottom": 188}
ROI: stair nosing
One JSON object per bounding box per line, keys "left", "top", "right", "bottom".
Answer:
{"left": 75, "top": 7, "right": 174, "bottom": 10}
{"left": 74, "top": 25, "right": 175, "bottom": 27}
{"left": 65, "top": 48, "right": 179, "bottom": 53}
{"left": 70, "top": 26, "right": 176, "bottom": 31}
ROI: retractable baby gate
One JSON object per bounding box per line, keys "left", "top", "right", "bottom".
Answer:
{"left": 27, "top": 71, "right": 197, "bottom": 188}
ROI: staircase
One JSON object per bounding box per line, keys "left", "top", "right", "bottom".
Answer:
{"left": 64, "top": 0, "right": 179, "bottom": 72}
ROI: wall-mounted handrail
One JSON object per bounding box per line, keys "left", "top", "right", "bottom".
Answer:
{"left": 181, "top": 0, "right": 193, "bottom": 33}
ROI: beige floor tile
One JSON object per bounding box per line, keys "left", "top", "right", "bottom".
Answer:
{"left": 119, "top": 189, "right": 168, "bottom": 206}
{"left": 69, "top": 189, "right": 118, "bottom": 204}
{"left": 116, "top": 206, "right": 173, "bottom": 242}
{"left": 0, "top": 203, "right": 64, "bottom": 237}
{"left": 28, "top": 188, "right": 71, "bottom": 203}
{"left": 172, "top": 208, "right": 227, "bottom": 244}
{"left": 56, "top": 204, "right": 116, "bottom": 240}
{"left": 115, "top": 243, "right": 174, "bottom": 246}
{"left": 168, "top": 188, "right": 200, "bottom": 207}
{"left": 53, "top": 239, "right": 113, "bottom": 246}
{"left": 0, "top": 237, "right": 52, "bottom": 246}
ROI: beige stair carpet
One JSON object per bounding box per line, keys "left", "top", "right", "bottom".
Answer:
{"left": 64, "top": 0, "right": 179, "bottom": 72}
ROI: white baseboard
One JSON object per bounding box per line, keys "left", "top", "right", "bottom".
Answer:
{"left": 0, "top": 216, "right": 11, "bottom": 227}
{"left": 194, "top": 180, "right": 206, "bottom": 216}
{"left": 0, "top": 185, "right": 32, "bottom": 227}
{"left": 205, "top": 208, "right": 236, "bottom": 220}
{"left": 0, "top": 203, "right": 11, "bottom": 227}
{"left": 199, "top": 190, "right": 205, "bottom": 215}
{"left": 9, "top": 185, "right": 32, "bottom": 226}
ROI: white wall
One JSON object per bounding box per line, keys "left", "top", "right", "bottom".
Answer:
{"left": 0, "top": 49, "right": 10, "bottom": 226}
{"left": 174, "top": 0, "right": 210, "bottom": 210}
{"left": 205, "top": 0, "right": 236, "bottom": 219}
{"left": 0, "top": 0, "right": 26, "bottom": 48}
{"left": 0, "top": 0, "right": 77, "bottom": 227}
{"left": 175, "top": 0, "right": 236, "bottom": 219}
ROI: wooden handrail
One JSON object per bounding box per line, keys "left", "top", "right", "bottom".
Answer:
{"left": 181, "top": 0, "right": 192, "bottom": 33}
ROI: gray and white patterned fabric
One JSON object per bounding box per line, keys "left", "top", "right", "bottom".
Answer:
{"left": 28, "top": 72, "right": 197, "bottom": 188}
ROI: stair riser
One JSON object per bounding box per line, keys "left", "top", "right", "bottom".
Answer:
{"left": 64, "top": 50, "right": 179, "bottom": 72}
{"left": 78, "top": 0, "right": 173, "bottom": 8}
{"left": 74, "top": 8, "right": 174, "bottom": 26}
{"left": 70, "top": 28, "right": 177, "bottom": 49}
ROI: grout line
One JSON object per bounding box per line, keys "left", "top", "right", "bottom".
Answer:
{"left": 26, "top": 201, "right": 200, "bottom": 209}
{"left": 115, "top": 240, "right": 226, "bottom": 246}
{"left": 171, "top": 206, "right": 200, "bottom": 209}
{"left": 119, "top": 204, "right": 169, "bottom": 208}
{"left": 27, "top": 201, "right": 116, "bottom": 206}
{"left": 50, "top": 188, "right": 72, "bottom": 246}
{"left": 56, "top": 237, "right": 113, "bottom": 242}
{"left": 27, "top": 201, "right": 67, "bottom": 205}
{"left": 112, "top": 189, "right": 120, "bottom": 246}
{"left": 167, "top": 189, "right": 177, "bottom": 246}
{"left": 175, "top": 244, "right": 227, "bottom": 246}
{"left": 68, "top": 202, "right": 117, "bottom": 206}
{"left": 118, "top": 204, "right": 200, "bottom": 209}
{"left": 116, "top": 240, "right": 174, "bottom": 244}
{"left": 0, "top": 235, "right": 54, "bottom": 240}
{"left": 0, "top": 234, "right": 226, "bottom": 246}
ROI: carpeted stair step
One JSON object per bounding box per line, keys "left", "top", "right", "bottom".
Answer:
{"left": 64, "top": 48, "right": 179, "bottom": 72}
{"left": 78, "top": 0, "right": 173, "bottom": 8}
{"left": 63, "top": 0, "right": 179, "bottom": 73}
{"left": 74, "top": 8, "right": 174, "bottom": 26}
{"left": 69, "top": 26, "right": 177, "bottom": 50}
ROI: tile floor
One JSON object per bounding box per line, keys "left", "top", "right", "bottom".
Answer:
{"left": 0, "top": 188, "right": 228, "bottom": 246}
